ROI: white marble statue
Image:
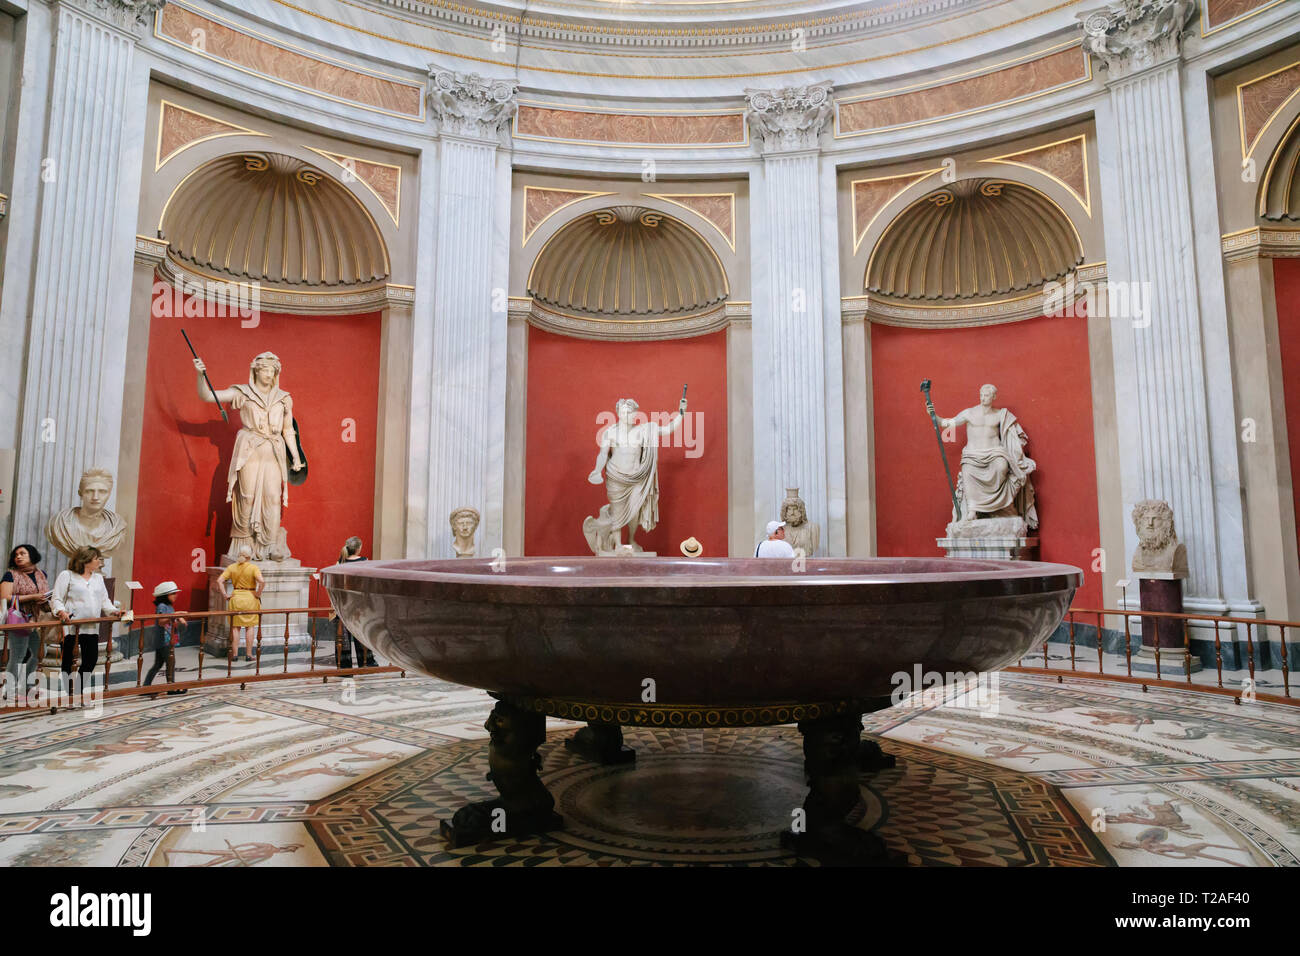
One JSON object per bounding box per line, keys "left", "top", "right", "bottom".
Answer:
{"left": 584, "top": 394, "right": 688, "bottom": 553}
{"left": 45, "top": 467, "right": 129, "bottom": 559}
{"left": 936, "top": 384, "right": 1038, "bottom": 530}
{"left": 195, "top": 352, "right": 305, "bottom": 562}
{"left": 1131, "top": 499, "right": 1188, "bottom": 576}
{"left": 780, "top": 487, "right": 820, "bottom": 557}
{"left": 450, "top": 507, "right": 480, "bottom": 558}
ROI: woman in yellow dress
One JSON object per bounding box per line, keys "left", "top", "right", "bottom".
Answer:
{"left": 218, "top": 546, "right": 264, "bottom": 663}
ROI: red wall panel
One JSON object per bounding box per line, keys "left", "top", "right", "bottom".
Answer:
{"left": 525, "top": 327, "right": 728, "bottom": 557}
{"left": 1274, "top": 257, "right": 1300, "bottom": 559}
{"left": 132, "top": 290, "right": 381, "bottom": 612}
{"left": 870, "top": 314, "right": 1103, "bottom": 608}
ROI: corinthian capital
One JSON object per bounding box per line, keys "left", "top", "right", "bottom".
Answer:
{"left": 428, "top": 69, "right": 519, "bottom": 143}
{"left": 59, "top": 0, "right": 166, "bottom": 36}
{"left": 1078, "top": 0, "right": 1196, "bottom": 78}
{"left": 744, "top": 82, "right": 834, "bottom": 154}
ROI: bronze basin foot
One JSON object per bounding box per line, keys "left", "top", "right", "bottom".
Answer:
{"left": 857, "top": 737, "right": 897, "bottom": 773}
{"left": 440, "top": 698, "right": 563, "bottom": 848}
{"left": 786, "top": 712, "right": 903, "bottom": 866}
{"left": 565, "top": 722, "right": 636, "bottom": 765}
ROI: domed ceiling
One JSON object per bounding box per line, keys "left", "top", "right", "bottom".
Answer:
{"left": 867, "top": 179, "right": 1083, "bottom": 301}
{"left": 527, "top": 205, "right": 728, "bottom": 316}
{"left": 161, "top": 153, "right": 389, "bottom": 287}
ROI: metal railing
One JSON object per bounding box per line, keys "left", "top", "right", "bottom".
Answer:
{"left": 1008, "top": 606, "right": 1296, "bottom": 705}
{"left": 0, "top": 605, "right": 402, "bottom": 713}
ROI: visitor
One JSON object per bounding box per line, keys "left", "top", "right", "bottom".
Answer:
{"left": 335, "top": 537, "right": 376, "bottom": 668}
{"left": 218, "top": 546, "right": 264, "bottom": 664}
{"left": 145, "top": 581, "right": 187, "bottom": 695}
{"left": 755, "top": 520, "right": 796, "bottom": 558}
{"left": 51, "top": 546, "right": 121, "bottom": 689}
{"left": 1, "top": 544, "right": 51, "bottom": 700}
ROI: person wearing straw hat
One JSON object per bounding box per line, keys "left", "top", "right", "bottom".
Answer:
{"left": 145, "top": 581, "right": 187, "bottom": 694}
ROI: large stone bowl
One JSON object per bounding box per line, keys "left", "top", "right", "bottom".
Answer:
{"left": 321, "top": 556, "right": 1079, "bottom": 708}
{"left": 322, "top": 555, "right": 1080, "bottom": 862}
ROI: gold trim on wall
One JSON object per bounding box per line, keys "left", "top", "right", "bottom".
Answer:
{"left": 521, "top": 187, "right": 616, "bottom": 245}
{"left": 978, "top": 133, "right": 1091, "bottom": 217}
{"left": 513, "top": 101, "right": 749, "bottom": 148}
{"left": 155, "top": 1, "right": 426, "bottom": 121}
{"left": 305, "top": 146, "right": 403, "bottom": 227}
{"left": 642, "top": 192, "right": 737, "bottom": 251}
{"left": 833, "top": 41, "right": 1091, "bottom": 138}
{"left": 849, "top": 169, "right": 945, "bottom": 253}
{"left": 155, "top": 100, "right": 269, "bottom": 171}
{"left": 1201, "top": 0, "right": 1289, "bottom": 37}
{"left": 1237, "top": 58, "right": 1300, "bottom": 162}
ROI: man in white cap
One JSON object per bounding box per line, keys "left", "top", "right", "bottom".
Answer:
{"left": 756, "top": 520, "right": 796, "bottom": 558}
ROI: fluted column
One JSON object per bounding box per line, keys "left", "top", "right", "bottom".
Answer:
{"left": 416, "top": 70, "right": 516, "bottom": 559}
{"left": 11, "top": 0, "right": 160, "bottom": 558}
{"left": 745, "top": 83, "right": 841, "bottom": 551}
{"left": 1085, "top": 1, "right": 1229, "bottom": 605}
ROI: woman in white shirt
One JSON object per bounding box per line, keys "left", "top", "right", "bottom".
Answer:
{"left": 50, "top": 546, "right": 121, "bottom": 682}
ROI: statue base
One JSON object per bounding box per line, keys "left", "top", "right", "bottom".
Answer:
{"left": 595, "top": 546, "right": 658, "bottom": 558}
{"left": 1129, "top": 573, "right": 1201, "bottom": 674}
{"left": 938, "top": 519, "right": 1037, "bottom": 560}
{"left": 203, "top": 560, "right": 316, "bottom": 656}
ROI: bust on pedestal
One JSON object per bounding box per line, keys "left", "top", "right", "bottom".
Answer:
{"left": 45, "top": 467, "right": 128, "bottom": 665}
{"left": 1128, "top": 499, "right": 1199, "bottom": 674}
{"left": 932, "top": 384, "right": 1039, "bottom": 560}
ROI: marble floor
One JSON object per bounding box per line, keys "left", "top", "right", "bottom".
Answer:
{"left": 0, "top": 672, "right": 1296, "bottom": 866}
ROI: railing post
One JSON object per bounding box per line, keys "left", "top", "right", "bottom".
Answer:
{"left": 254, "top": 613, "right": 263, "bottom": 675}
{"left": 1281, "top": 625, "right": 1291, "bottom": 699}
{"left": 1068, "top": 616, "right": 1076, "bottom": 671}
{"left": 282, "top": 611, "right": 291, "bottom": 673}
{"left": 1182, "top": 618, "right": 1192, "bottom": 683}
{"left": 1096, "top": 611, "right": 1105, "bottom": 675}
{"left": 136, "top": 619, "right": 146, "bottom": 686}
{"left": 1212, "top": 619, "right": 1223, "bottom": 689}
{"left": 1123, "top": 607, "right": 1133, "bottom": 677}
{"left": 198, "top": 616, "right": 206, "bottom": 682}
{"left": 1245, "top": 622, "right": 1256, "bottom": 684}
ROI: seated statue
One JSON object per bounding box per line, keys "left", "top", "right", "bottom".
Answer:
{"left": 936, "top": 384, "right": 1037, "bottom": 532}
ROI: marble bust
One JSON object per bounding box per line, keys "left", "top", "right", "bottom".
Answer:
{"left": 936, "top": 384, "right": 1038, "bottom": 531}
{"left": 1131, "top": 499, "right": 1188, "bottom": 577}
{"left": 45, "top": 467, "right": 128, "bottom": 559}
{"left": 584, "top": 393, "right": 688, "bottom": 554}
{"left": 450, "top": 507, "right": 480, "bottom": 558}
{"left": 780, "top": 487, "right": 820, "bottom": 557}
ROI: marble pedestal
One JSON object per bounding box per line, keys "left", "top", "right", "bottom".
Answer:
{"left": 203, "top": 560, "right": 316, "bottom": 656}
{"left": 937, "top": 518, "right": 1038, "bottom": 560}
{"left": 1130, "top": 572, "right": 1201, "bottom": 675}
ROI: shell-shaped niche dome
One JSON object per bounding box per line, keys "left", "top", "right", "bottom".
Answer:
{"left": 867, "top": 179, "right": 1083, "bottom": 301}
{"left": 161, "top": 153, "right": 389, "bottom": 287}
{"left": 1260, "top": 117, "right": 1300, "bottom": 221}
{"left": 528, "top": 205, "right": 728, "bottom": 316}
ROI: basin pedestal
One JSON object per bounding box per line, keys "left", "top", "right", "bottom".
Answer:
{"left": 565, "top": 722, "right": 636, "bottom": 765}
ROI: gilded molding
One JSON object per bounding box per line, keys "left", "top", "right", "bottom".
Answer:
{"left": 850, "top": 169, "right": 945, "bottom": 252}
{"left": 848, "top": 262, "right": 1108, "bottom": 328}
{"left": 979, "top": 134, "right": 1091, "bottom": 217}
{"left": 156, "top": 100, "right": 268, "bottom": 171}
{"left": 524, "top": 297, "right": 739, "bottom": 341}
{"left": 1078, "top": 0, "right": 1196, "bottom": 79}
{"left": 1221, "top": 226, "right": 1300, "bottom": 261}
{"left": 642, "top": 192, "right": 737, "bottom": 250}
{"left": 1236, "top": 60, "right": 1300, "bottom": 162}
{"left": 306, "top": 147, "right": 403, "bottom": 227}
{"left": 158, "top": 257, "right": 413, "bottom": 313}
{"left": 134, "top": 234, "right": 168, "bottom": 265}
{"left": 745, "top": 83, "right": 833, "bottom": 153}
{"left": 428, "top": 69, "right": 518, "bottom": 143}
{"left": 522, "top": 187, "right": 616, "bottom": 244}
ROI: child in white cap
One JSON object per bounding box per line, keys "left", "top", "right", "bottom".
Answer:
{"left": 146, "top": 581, "right": 188, "bottom": 694}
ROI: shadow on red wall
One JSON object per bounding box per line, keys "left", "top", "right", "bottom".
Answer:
{"left": 870, "top": 313, "right": 1102, "bottom": 608}
{"left": 1275, "top": 257, "right": 1300, "bottom": 561}
{"left": 132, "top": 290, "right": 381, "bottom": 613}
{"left": 525, "top": 327, "right": 728, "bottom": 557}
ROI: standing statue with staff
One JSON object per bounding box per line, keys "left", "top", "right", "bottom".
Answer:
{"left": 922, "top": 381, "right": 1037, "bottom": 530}
{"left": 583, "top": 386, "right": 689, "bottom": 554}
{"left": 193, "top": 348, "right": 308, "bottom": 561}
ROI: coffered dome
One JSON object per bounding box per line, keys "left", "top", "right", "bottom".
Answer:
{"left": 160, "top": 152, "right": 390, "bottom": 287}
{"left": 866, "top": 179, "right": 1083, "bottom": 301}
{"left": 527, "top": 205, "right": 728, "bottom": 317}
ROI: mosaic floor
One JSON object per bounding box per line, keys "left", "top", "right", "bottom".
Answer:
{"left": 0, "top": 673, "right": 1296, "bottom": 866}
